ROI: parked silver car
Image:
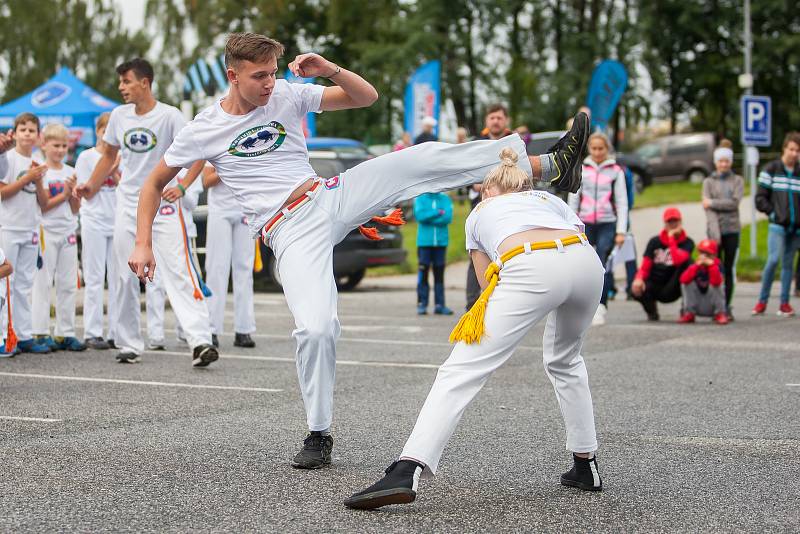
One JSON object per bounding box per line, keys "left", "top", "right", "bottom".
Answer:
{"left": 634, "top": 132, "right": 716, "bottom": 183}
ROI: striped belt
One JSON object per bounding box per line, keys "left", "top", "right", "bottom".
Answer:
{"left": 260, "top": 180, "right": 322, "bottom": 245}
{"left": 450, "top": 233, "right": 589, "bottom": 345}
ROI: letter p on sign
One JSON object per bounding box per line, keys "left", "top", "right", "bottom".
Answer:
{"left": 741, "top": 95, "right": 771, "bottom": 147}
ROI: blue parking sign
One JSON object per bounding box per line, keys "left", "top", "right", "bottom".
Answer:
{"left": 741, "top": 95, "right": 771, "bottom": 146}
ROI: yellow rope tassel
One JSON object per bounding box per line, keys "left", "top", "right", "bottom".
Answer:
{"left": 254, "top": 240, "right": 263, "bottom": 273}
{"left": 449, "top": 263, "right": 501, "bottom": 344}
{"left": 39, "top": 225, "right": 45, "bottom": 252}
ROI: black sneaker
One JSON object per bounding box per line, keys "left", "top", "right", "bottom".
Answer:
{"left": 233, "top": 332, "right": 255, "bottom": 348}
{"left": 85, "top": 337, "right": 111, "bottom": 350}
{"left": 116, "top": 351, "right": 139, "bottom": 364}
{"left": 547, "top": 111, "right": 590, "bottom": 193}
{"left": 560, "top": 454, "right": 603, "bottom": 492}
{"left": 292, "top": 431, "right": 333, "bottom": 469}
{"left": 344, "top": 460, "right": 424, "bottom": 510}
{"left": 211, "top": 334, "right": 219, "bottom": 348}
{"left": 192, "top": 344, "right": 219, "bottom": 367}
{"left": 107, "top": 338, "right": 117, "bottom": 349}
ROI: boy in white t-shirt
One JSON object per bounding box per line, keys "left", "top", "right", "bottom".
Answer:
{"left": 31, "top": 124, "right": 86, "bottom": 351}
{"left": 75, "top": 58, "right": 216, "bottom": 367}
{"left": 0, "top": 113, "right": 52, "bottom": 354}
{"left": 129, "top": 33, "right": 589, "bottom": 469}
{"left": 75, "top": 112, "right": 119, "bottom": 350}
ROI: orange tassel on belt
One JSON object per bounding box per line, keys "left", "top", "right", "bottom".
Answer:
{"left": 358, "top": 208, "right": 406, "bottom": 241}
{"left": 6, "top": 278, "right": 17, "bottom": 352}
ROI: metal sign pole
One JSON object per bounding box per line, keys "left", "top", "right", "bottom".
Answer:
{"left": 744, "top": 0, "right": 757, "bottom": 257}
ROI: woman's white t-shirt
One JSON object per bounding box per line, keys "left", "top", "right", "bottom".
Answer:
{"left": 42, "top": 164, "right": 78, "bottom": 235}
{"left": 163, "top": 79, "right": 325, "bottom": 237}
{"left": 465, "top": 190, "right": 584, "bottom": 261}
{"left": 75, "top": 147, "right": 117, "bottom": 234}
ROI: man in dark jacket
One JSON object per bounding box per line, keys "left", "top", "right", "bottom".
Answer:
{"left": 631, "top": 207, "right": 695, "bottom": 320}
{"left": 413, "top": 116, "right": 438, "bottom": 145}
{"left": 752, "top": 131, "right": 800, "bottom": 317}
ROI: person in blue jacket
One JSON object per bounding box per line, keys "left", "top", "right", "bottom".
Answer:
{"left": 414, "top": 192, "right": 454, "bottom": 315}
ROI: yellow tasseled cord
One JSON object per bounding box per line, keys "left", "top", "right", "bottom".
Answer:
{"left": 449, "top": 262, "right": 501, "bottom": 345}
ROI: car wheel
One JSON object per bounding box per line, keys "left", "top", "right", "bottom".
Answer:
{"left": 687, "top": 169, "right": 707, "bottom": 184}
{"left": 267, "top": 255, "right": 282, "bottom": 289}
{"left": 335, "top": 269, "right": 365, "bottom": 291}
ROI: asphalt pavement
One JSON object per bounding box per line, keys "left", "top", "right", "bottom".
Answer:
{"left": 1, "top": 278, "right": 798, "bottom": 532}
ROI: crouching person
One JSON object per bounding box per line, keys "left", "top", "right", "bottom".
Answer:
{"left": 678, "top": 239, "right": 728, "bottom": 325}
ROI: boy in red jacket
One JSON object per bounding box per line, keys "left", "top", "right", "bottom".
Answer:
{"left": 678, "top": 239, "right": 728, "bottom": 325}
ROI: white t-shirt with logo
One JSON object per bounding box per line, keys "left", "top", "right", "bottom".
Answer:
{"left": 465, "top": 190, "right": 585, "bottom": 261}
{"left": 207, "top": 177, "right": 243, "bottom": 216}
{"left": 0, "top": 149, "right": 43, "bottom": 232}
{"left": 103, "top": 101, "right": 188, "bottom": 212}
{"left": 163, "top": 79, "right": 325, "bottom": 237}
{"left": 42, "top": 164, "right": 79, "bottom": 235}
{"left": 75, "top": 147, "right": 117, "bottom": 234}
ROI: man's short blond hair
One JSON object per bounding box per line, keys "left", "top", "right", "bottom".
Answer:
{"left": 225, "top": 32, "right": 285, "bottom": 68}
{"left": 42, "top": 123, "right": 69, "bottom": 143}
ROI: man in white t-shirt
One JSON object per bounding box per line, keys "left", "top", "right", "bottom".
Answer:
{"left": 74, "top": 58, "right": 216, "bottom": 367}
{"left": 128, "top": 33, "right": 589, "bottom": 469}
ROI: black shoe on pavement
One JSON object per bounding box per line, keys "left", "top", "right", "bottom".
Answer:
{"left": 115, "top": 351, "right": 139, "bottom": 364}
{"left": 85, "top": 337, "right": 111, "bottom": 350}
{"left": 292, "top": 431, "right": 333, "bottom": 469}
{"left": 560, "top": 454, "right": 603, "bottom": 492}
{"left": 211, "top": 334, "right": 219, "bottom": 348}
{"left": 107, "top": 338, "right": 117, "bottom": 349}
{"left": 344, "top": 460, "right": 424, "bottom": 510}
{"left": 233, "top": 332, "right": 255, "bottom": 348}
{"left": 547, "top": 111, "right": 590, "bottom": 193}
{"left": 192, "top": 344, "right": 219, "bottom": 367}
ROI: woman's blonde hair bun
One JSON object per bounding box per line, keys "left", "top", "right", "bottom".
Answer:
{"left": 499, "top": 147, "right": 519, "bottom": 167}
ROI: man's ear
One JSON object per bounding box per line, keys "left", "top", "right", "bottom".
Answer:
{"left": 227, "top": 67, "right": 238, "bottom": 85}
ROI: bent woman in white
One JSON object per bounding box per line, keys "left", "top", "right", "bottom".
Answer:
{"left": 345, "top": 148, "right": 604, "bottom": 510}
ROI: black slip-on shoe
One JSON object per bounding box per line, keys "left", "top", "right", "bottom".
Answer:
{"left": 233, "top": 332, "right": 255, "bottom": 348}
{"left": 344, "top": 460, "right": 424, "bottom": 510}
{"left": 85, "top": 337, "right": 111, "bottom": 350}
{"left": 560, "top": 454, "right": 603, "bottom": 492}
{"left": 548, "top": 111, "right": 590, "bottom": 193}
{"left": 192, "top": 344, "right": 219, "bottom": 367}
{"left": 292, "top": 431, "right": 333, "bottom": 469}
{"left": 115, "top": 351, "right": 139, "bottom": 364}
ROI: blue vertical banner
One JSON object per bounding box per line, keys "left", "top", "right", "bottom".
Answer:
{"left": 404, "top": 60, "right": 441, "bottom": 138}
{"left": 285, "top": 69, "right": 317, "bottom": 138}
{"left": 586, "top": 60, "right": 628, "bottom": 132}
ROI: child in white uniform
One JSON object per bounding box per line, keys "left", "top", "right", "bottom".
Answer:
{"left": 202, "top": 164, "right": 256, "bottom": 348}
{"left": 0, "top": 113, "right": 51, "bottom": 354}
{"left": 75, "top": 113, "right": 119, "bottom": 350}
{"left": 346, "top": 148, "right": 604, "bottom": 510}
{"left": 31, "top": 124, "right": 86, "bottom": 351}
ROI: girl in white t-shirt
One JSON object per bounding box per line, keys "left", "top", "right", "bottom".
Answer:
{"left": 30, "top": 124, "right": 86, "bottom": 352}
{"left": 346, "top": 148, "right": 605, "bottom": 510}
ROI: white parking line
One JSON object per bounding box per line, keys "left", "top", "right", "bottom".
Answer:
{"left": 148, "top": 350, "right": 441, "bottom": 369}
{"left": 787, "top": 384, "right": 800, "bottom": 387}
{"left": 0, "top": 416, "right": 62, "bottom": 423}
{"left": 0, "top": 372, "right": 282, "bottom": 393}
{"left": 244, "top": 333, "right": 541, "bottom": 352}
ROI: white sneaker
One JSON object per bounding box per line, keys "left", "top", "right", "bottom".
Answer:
{"left": 592, "top": 304, "right": 607, "bottom": 326}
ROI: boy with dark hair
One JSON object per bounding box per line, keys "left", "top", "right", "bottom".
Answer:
{"left": 0, "top": 113, "right": 52, "bottom": 353}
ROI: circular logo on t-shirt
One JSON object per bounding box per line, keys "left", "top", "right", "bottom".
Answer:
{"left": 16, "top": 170, "right": 37, "bottom": 194}
{"left": 124, "top": 127, "right": 158, "bottom": 153}
{"left": 228, "top": 122, "right": 286, "bottom": 157}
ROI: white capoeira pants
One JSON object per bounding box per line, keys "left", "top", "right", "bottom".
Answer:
{"left": 32, "top": 230, "right": 79, "bottom": 337}
{"left": 1, "top": 229, "right": 40, "bottom": 341}
{"left": 113, "top": 207, "right": 211, "bottom": 355}
{"left": 205, "top": 211, "right": 256, "bottom": 335}
{"left": 145, "top": 271, "right": 166, "bottom": 343}
{"left": 80, "top": 224, "right": 117, "bottom": 340}
{"left": 400, "top": 243, "right": 603, "bottom": 477}
{"left": 268, "top": 135, "right": 532, "bottom": 432}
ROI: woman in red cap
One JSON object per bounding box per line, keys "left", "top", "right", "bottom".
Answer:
{"left": 631, "top": 207, "right": 695, "bottom": 320}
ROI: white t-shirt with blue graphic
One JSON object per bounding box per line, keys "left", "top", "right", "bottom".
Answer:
{"left": 104, "top": 101, "right": 187, "bottom": 212}
{"left": 75, "top": 147, "right": 117, "bottom": 234}
{"left": 163, "top": 79, "right": 325, "bottom": 237}
{"left": 0, "top": 148, "right": 43, "bottom": 232}
{"left": 41, "top": 164, "right": 78, "bottom": 235}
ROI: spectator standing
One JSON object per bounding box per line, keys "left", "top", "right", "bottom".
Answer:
{"left": 568, "top": 132, "right": 628, "bottom": 325}
{"left": 702, "top": 140, "right": 743, "bottom": 317}
{"left": 393, "top": 132, "right": 411, "bottom": 152}
{"left": 631, "top": 207, "right": 695, "bottom": 321}
{"left": 752, "top": 132, "right": 800, "bottom": 317}
{"left": 678, "top": 239, "right": 729, "bottom": 325}
{"left": 414, "top": 192, "right": 453, "bottom": 315}
{"left": 413, "top": 117, "right": 438, "bottom": 145}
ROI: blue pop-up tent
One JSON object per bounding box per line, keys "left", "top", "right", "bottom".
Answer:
{"left": 0, "top": 67, "right": 118, "bottom": 146}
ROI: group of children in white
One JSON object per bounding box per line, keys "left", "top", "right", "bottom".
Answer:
{"left": 2, "top": 31, "right": 606, "bottom": 510}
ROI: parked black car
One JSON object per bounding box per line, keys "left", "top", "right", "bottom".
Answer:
{"left": 193, "top": 137, "right": 406, "bottom": 291}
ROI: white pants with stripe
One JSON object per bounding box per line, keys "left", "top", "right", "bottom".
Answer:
{"left": 0, "top": 229, "right": 39, "bottom": 341}
{"left": 400, "top": 243, "right": 603, "bottom": 476}
{"left": 113, "top": 207, "right": 211, "bottom": 355}
{"left": 32, "top": 229, "right": 79, "bottom": 337}
{"left": 205, "top": 210, "right": 256, "bottom": 335}
{"left": 81, "top": 224, "right": 117, "bottom": 340}
{"left": 269, "top": 135, "right": 532, "bottom": 432}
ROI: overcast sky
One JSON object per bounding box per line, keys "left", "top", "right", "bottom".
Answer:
{"left": 116, "top": 0, "right": 146, "bottom": 32}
